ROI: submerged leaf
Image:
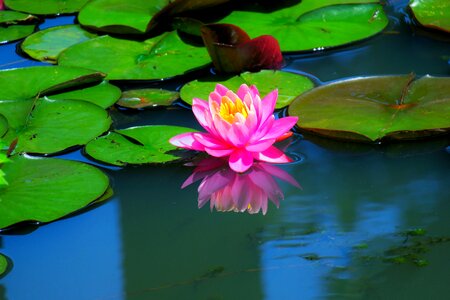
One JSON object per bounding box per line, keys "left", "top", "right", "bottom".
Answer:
{"left": 0, "top": 254, "right": 9, "bottom": 278}
{"left": 288, "top": 74, "right": 450, "bottom": 142}
{"left": 117, "top": 89, "right": 179, "bottom": 109}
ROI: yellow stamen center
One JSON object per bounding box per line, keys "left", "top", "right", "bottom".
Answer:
{"left": 219, "top": 96, "right": 248, "bottom": 123}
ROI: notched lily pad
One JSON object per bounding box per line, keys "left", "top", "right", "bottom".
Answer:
{"left": 180, "top": 70, "right": 314, "bottom": 108}
{"left": 58, "top": 31, "right": 211, "bottom": 80}
{"left": 117, "top": 88, "right": 179, "bottom": 109}
{"left": 4, "top": 0, "right": 90, "bottom": 15}
{"left": 0, "top": 155, "right": 111, "bottom": 230}
{"left": 288, "top": 74, "right": 450, "bottom": 142}
{"left": 218, "top": 1, "right": 388, "bottom": 52}
{"left": 409, "top": 0, "right": 450, "bottom": 33}
{"left": 21, "top": 24, "right": 98, "bottom": 63}
{"left": 85, "top": 125, "right": 196, "bottom": 166}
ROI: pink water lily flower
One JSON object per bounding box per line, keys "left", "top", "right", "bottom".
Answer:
{"left": 182, "top": 157, "right": 300, "bottom": 215}
{"left": 170, "top": 84, "right": 298, "bottom": 172}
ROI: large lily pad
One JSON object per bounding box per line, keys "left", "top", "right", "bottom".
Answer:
{"left": 218, "top": 1, "right": 388, "bottom": 52}
{"left": 0, "top": 97, "right": 111, "bottom": 154}
{"left": 409, "top": 0, "right": 450, "bottom": 33}
{"left": 49, "top": 81, "right": 121, "bottom": 109}
{"left": 0, "top": 155, "right": 110, "bottom": 230}
{"left": 117, "top": 89, "right": 179, "bottom": 109}
{"left": 0, "top": 66, "right": 105, "bottom": 100}
{"left": 180, "top": 70, "right": 314, "bottom": 108}
{"left": 4, "top": 0, "right": 90, "bottom": 15}
{"left": 78, "top": 0, "right": 168, "bottom": 34}
{"left": 0, "top": 253, "right": 9, "bottom": 277}
{"left": 0, "top": 11, "right": 38, "bottom": 44}
{"left": 21, "top": 25, "right": 97, "bottom": 64}
{"left": 0, "top": 113, "right": 8, "bottom": 137}
{"left": 58, "top": 32, "right": 211, "bottom": 80}
{"left": 85, "top": 125, "right": 195, "bottom": 166}
{"left": 288, "top": 74, "right": 450, "bottom": 142}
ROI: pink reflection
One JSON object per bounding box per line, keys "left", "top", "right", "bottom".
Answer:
{"left": 182, "top": 157, "right": 300, "bottom": 215}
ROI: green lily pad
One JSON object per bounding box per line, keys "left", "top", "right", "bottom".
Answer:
{"left": 0, "top": 11, "right": 39, "bottom": 24}
{"left": 117, "top": 89, "right": 179, "bottom": 109}
{"left": 218, "top": 1, "right": 388, "bottom": 52}
{"left": 0, "top": 66, "right": 105, "bottom": 100}
{"left": 0, "top": 25, "right": 35, "bottom": 44}
{"left": 0, "top": 253, "right": 9, "bottom": 277}
{"left": 0, "top": 97, "right": 112, "bottom": 154}
{"left": 58, "top": 32, "right": 211, "bottom": 80}
{"left": 0, "top": 114, "right": 8, "bottom": 137}
{"left": 409, "top": 0, "right": 450, "bottom": 33}
{"left": 180, "top": 70, "right": 315, "bottom": 109}
{"left": 49, "top": 81, "right": 121, "bottom": 109}
{"left": 0, "top": 155, "right": 110, "bottom": 230}
{"left": 78, "top": 0, "right": 169, "bottom": 34}
{"left": 85, "top": 125, "right": 195, "bottom": 166}
{"left": 4, "top": 0, "right": 90, "bottom": 15}
{"left": 21, "top": 25, "right": 98, "bottom": 64}
{"left": 288, "top": 74, "right": 450, "bottom": 142}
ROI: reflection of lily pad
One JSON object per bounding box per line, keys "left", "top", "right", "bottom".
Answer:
{"left": 0, "top": 155, "right": 110, "bottom": 230}
{"left": 58, "top": 32, "right": 211, "bottom": 80}
{"left": 21, "top": 25, "right": 97, "bottom": 63}
{"left": 78, "top": 0, "right": 168, "bottom": 34}
{"left": 0, "top": 98, "right": 111, "bottom": 154}
{"left": 180, "top": 70, "right": 314, "bottom": 108}
{"left": 409, "top": 0, "right": 450, "bottom": 33}
{"left": 218, "top": 1, "right": 388, "bottom": 52}
{"left": 0, "top": 66, "right": 105, "bottom": 100}
{"left": 288, "top": 74, "right": 450, "bottom": 142}
{"left": 49, "top": 81, "right": 121, "bottom": 109}
{"left": 0, "top": 254, "right": 9, "bottom": 277}
{"left": 117, "top": 89, "right": 179, "bottom": 109}
{"left": 4, "top": 0, "right": 90, "bottom": 15}
{"left": 85, "top": 125, "right": 195, "bottom": 166}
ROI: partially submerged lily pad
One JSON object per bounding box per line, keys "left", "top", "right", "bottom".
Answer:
{"left": 409, "top": 0, "right": 450, "bottom": 33}
{"left": 0, "top": 253, "right": 9, "bottom": 277}
{"left": 180, "top": 70, "right": 314, "bottom": 108}
{"left": 117, "top": 89, "right": 179, "bottom": 109}
{"left": 4, "top": 0, "right": 90, "bottom": 15}
{"left": 21, "top": 24, "right": 97, "bottom": 63}
{"left": 0, "top": 155, "right": 110, "bottom": 230}
{"left": 0, "top": 97, "right": 112, "bottom": 154}
{"left": 218, "top": 1, "right": 388, "bottom": 52}
{"left": 49, "top": 81, "right": 121, "bottom": 109}
{"left": 288, "top": 74, "right": 450, "bottom": 142}
{"left": 85, "top": 125, "right": 196, "bottom": 166}
{"left": 58, "top": 32, "right": 211, "bottom": 80}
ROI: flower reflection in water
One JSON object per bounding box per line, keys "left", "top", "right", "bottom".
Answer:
{"left": 182, "top": 157, "right": 300, "bottom": 215}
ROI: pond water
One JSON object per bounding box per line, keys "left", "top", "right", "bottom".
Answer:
{"left": 1, "top": 1, "right": 450, "bottom": 300}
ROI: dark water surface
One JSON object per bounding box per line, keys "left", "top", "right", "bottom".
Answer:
{"left": 1, "top": 1, "right": 449, "bottom": 299}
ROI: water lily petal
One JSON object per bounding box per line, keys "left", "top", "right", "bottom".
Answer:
{"left": 253, "top": 146, "right": 292, "bottom": 163}
{"left": 193, "top": 132, "right": 227, "bottom": 149}
{"left": 246, "top": 138, "right": 275, "bottom": 152}
{"left": 260, "top": 89, "right": 278, "bottom": 122}
{"left": 169, "top": 132, "right": 205, "bottom": 151}
{"left": 214, "top": 84, "right": 229, "bottom": 96}
{"left": 198, "top": 171, "right": 231, "bottom": 207}
{"left": 229, "top": 149, "right": 254, "bottom": 172}
{"left": 205, "top": 147, "right": 234, "bottom": 157}
{"left": 236, "top": 84, "right": 251, "bottom": 100}
{"left": 262, "top": 116, "right": 298, "bottom": 140}
{"left": 192, "top": 99, "right": 214, "bottom": 131}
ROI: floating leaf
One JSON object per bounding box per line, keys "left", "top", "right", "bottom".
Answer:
{"left": 0, "top": 66, "right": 105, "bottom": 100}
{"left": 0, "top": 98, "right": 111, "bottom": 154}
{"left": 409, "top": 0, "right": 450, "bottom": 33}
{"left": 117, "top": 89, "right": 179, "bottom": 109}
{"left": 180, "top": 70, "right": 314, "bottom": 108}
{"left": 58, "top": 32, "right": 211, "bottom": 80}
{"left": 217, "top": 1, "right": 388, "bottom": 52}
{"left": 21, "top": 25, "right": 97, "bottom": 64}
{"left": 0, "top": 11, "right": 38, "bottom": 44}
{"left": 0, "top": 10, "right": 38, "bottom": 24}
{"left": 0, "top": 155, "right": 110, "bottom": 230}
{"left": 288, "top": 74, "right": 450, "bottom": 142}
{"left": 201, "top": 23, "right": 283, "bottom": 73}
{"left": 78, "top": 0, "right": 167, "bottom": 34}
{"left": 85, "top": 125, "right": 196, "bottom": 166}
{"left": 49, "top": 81, "right": 121, "bottom": 109}
{"left": 0, "top": 113, "right": 8, "bottom": 137}
{"left": 4, "top": 0, "right": 89, "bottom": 15}
{"left": 0, "top": 253, "right": 9, "bottom": 277}
{"left": 0, "top": 24, "right": 35, "bottom": 44}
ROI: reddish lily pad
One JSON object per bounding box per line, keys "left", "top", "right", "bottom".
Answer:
{"left": 288, "top": 74, "right": 450, "bottom": 142}
{"left": 117, "top": 89, "right": 179, "bottom": 109}
{"left": 201, "top": 23, "right": 283, "bottom": 73}
{"left": 409, "top": 0, "right": 450, "bottom": 33}
{"left": 180, "top": 70, "right": 314, "bottom": 109}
